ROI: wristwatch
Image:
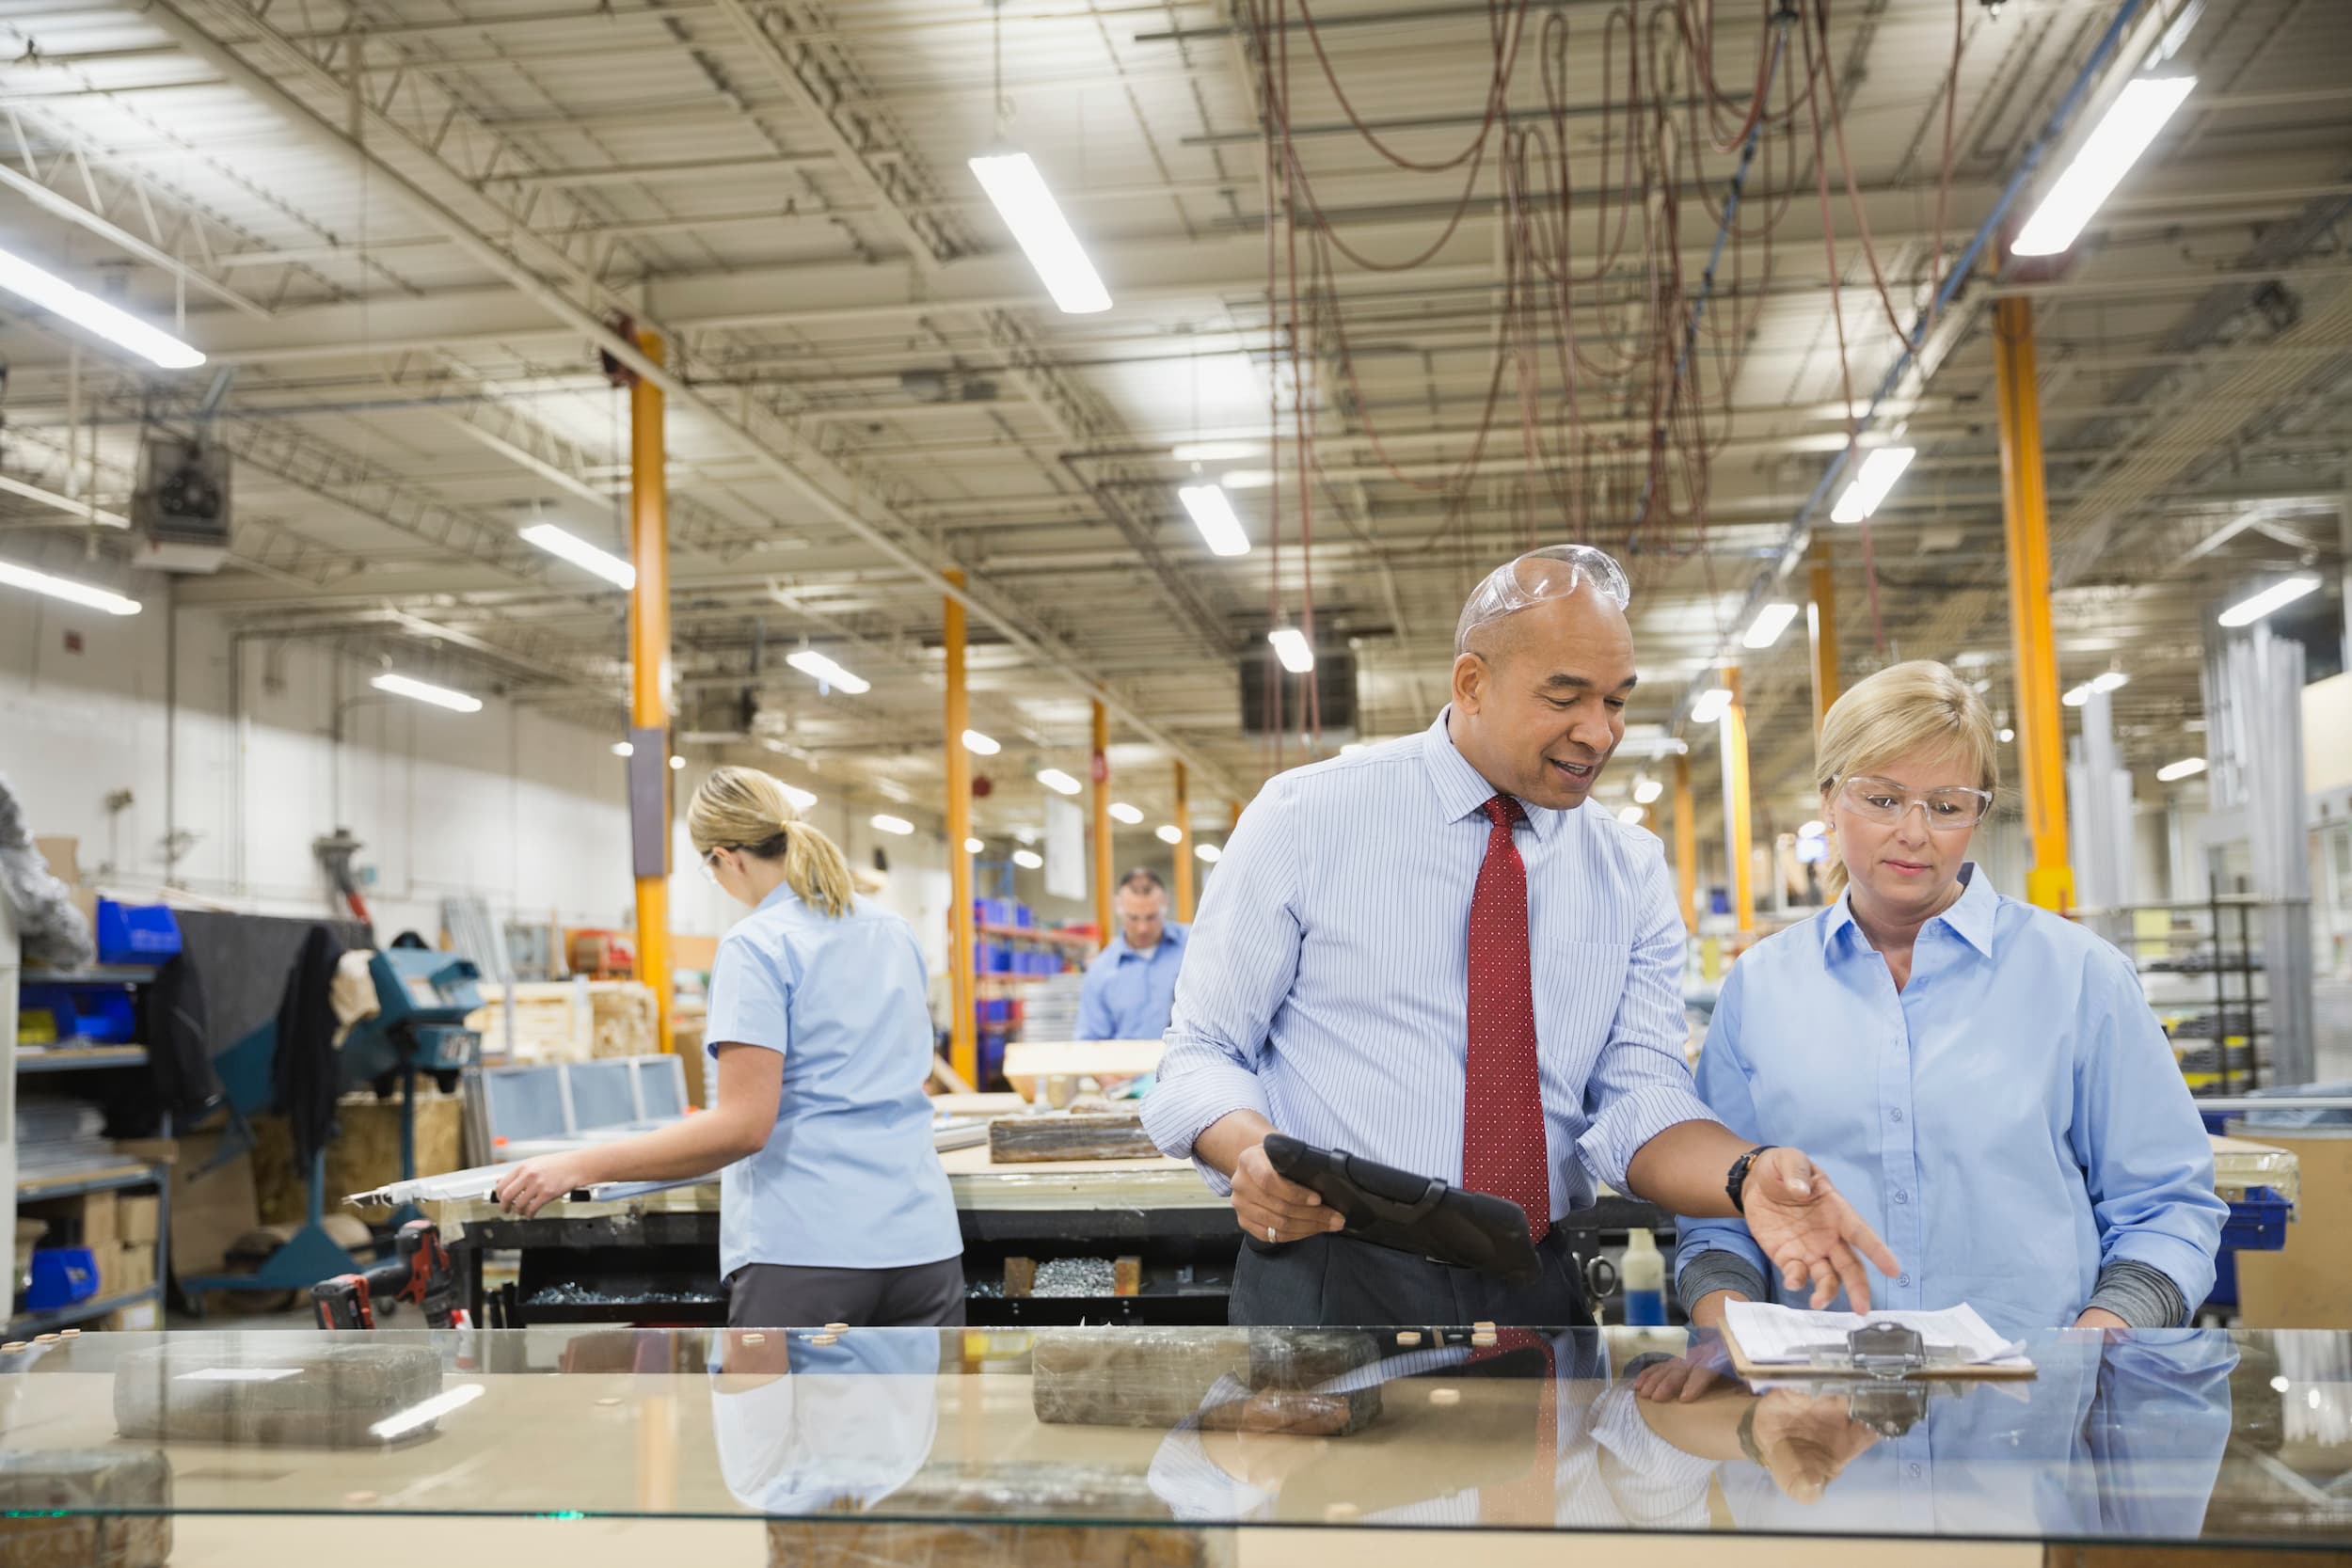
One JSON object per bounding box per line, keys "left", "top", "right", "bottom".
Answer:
{"left": 1726, "top": 1145, "right": 1778, "bottom": 1214}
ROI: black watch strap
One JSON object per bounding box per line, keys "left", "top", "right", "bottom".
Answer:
{"left": 1726, "top": 1145, "right": 1777, "bottom": 1214}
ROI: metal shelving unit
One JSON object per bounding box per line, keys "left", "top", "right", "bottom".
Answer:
{"left": 16, "top": 1044, "right": 151, "bottom": 1074}
{"left": 8, "top": 1286, "right": 162, "bottom": 1338}
{"left": 2083, "top": 879, "right": 2274, "bottom": 1095}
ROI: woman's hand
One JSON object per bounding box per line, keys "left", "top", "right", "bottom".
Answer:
{"left": 1752, "top": 1389, "right": 1882, "bottom": 1503}
{"left": 493, "top": 1152, "right": 601, "bottom": 1218}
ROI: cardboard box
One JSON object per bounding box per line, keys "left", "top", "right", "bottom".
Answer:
{"left": 118, "top": 1194, "right": 160, "bottom": 1248}
{"left": 103, "top": 1299, "right": 160, "bottom": 1332}
{"left": 32, "top": 835, "right": 78, "bottom": 883}
{"left": 115, "top": 1244, "right": 155, "bottom": 1296}
{"left": 118, "top": 1133, "right": 258, "bottom": 1292}
{"left": 23, "top": 1191, "right": 119, "bottom": 1252}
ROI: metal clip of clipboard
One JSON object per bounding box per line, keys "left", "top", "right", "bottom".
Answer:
{"left": 1775, "top": 1324, "right": 1968, "bottom": 1438}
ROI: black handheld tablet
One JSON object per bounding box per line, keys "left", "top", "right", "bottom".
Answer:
{"left": 1263, "top": 1133, "right": 1542, "bottom": 1283}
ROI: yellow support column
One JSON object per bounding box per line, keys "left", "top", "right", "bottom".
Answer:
{"left": 1994, "top": 295, "right": 2074, "bottom": 911}
{"left": 1808, "top": 541, "right": 1840, "bottom": 737}
{"left": 1673, "top": 753, "right": 1698, "bottom": 931}
{"left": 1091, "top": 701, "right": 1114, "bottom": 948}
{"left": 628, "top": 327, "right": 674, "bottom": 1053}
{"left": 1722, "top": 668, "right": 1756, "bottom": 935}
{"left": 1171, "top": 760, "right": 1195, "bottom": 924}
{"left": 944, "top": 570, "right": 977, "bottom": 1089}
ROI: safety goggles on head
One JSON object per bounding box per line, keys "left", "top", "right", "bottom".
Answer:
{"left": 1835, "top": 775, "right": 1994, "bottom": 831}
{"left": 698, "top": 847, "right": 727, "bottom": 885}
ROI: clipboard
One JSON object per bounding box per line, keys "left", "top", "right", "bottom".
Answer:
{"left": 1721, "top": 1320, "right": 2038, "bottom": 1384}
{"left": 1262, "top": 1134, "right": 1541, "bottom": 1283}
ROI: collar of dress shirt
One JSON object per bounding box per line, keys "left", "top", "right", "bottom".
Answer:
{"left": 1419, "top": 706, "right": 1572, "bottom": 841}
{"left": 755, "top": 879, "right": 803, "bottom": 913}
{"left": 1115, "top": 924, "right": 1185, "bottom": 964}
{"left": 1820, "top": 861, "right": 1995, "bottom": 959}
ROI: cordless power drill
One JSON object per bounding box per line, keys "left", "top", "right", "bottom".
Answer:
{"left": 311, "top": 1219, "right": 461, "bottom": 1330}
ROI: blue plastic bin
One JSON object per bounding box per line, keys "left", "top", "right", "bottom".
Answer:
{"left": 17, "top": 984, "right": 136, "bottom": 1045}
{"left": 26, "top": 1248, "right": 100, "bottom": 1311}
{"left": 94, "top": 899, "right": 182, "bottom": 966}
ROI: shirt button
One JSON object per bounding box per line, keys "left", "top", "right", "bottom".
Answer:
{"left": 1890, "top": 1108, "right": 1904, "bottom": 1123}
{"left": 1898, "top": 1274, "right": 1912, "bottom": 1288}
{"left": 1894, "top": 1189, "right": 1909, "bottom": 1204}
{"left": 1909, "top": 1464, "right": 1923, "bottom": 1479}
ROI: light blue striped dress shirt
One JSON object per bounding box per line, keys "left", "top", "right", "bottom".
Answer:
{"left": 1674, "top": 865, "right": 2226, "bottom": 1338}
{"left": 1141, "top": 708, "right": 1719, "bottom": 1219}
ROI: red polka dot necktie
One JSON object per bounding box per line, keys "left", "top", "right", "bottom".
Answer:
{"left": 1465, "top": 794, "right": 1550, "bottom": 1244}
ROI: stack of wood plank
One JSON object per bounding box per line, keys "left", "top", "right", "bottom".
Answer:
{"left": 465, "top": 981, "right": 658, "bottom": 1063}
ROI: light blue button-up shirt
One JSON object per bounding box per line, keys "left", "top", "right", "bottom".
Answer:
{"left": 1674, "top": 865, "right": 2225, "bottom": 1338}
{"left": 1077, "top": 923, "right": 1190, "bottom": 1039}
{"left": 705, "top": 884, "right": 962, "bottom": 1277}
{"left": 1141, "top": 708, "right": 1719, "bottom": 1219}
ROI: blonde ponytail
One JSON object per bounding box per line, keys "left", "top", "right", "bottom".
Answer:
{"left": 688, "top": 765, "right": 856, "bottom": 918}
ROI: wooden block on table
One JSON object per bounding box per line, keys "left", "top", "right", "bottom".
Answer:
{"left": 987, "top": 1111, "right": 1159, "bottom": 1164}
{"left": 1031, "top": 1329, "right": 1384, "bottom": 1433}
{"left": 1003, "top": 1257, "right": 1037, "bottom": 1299}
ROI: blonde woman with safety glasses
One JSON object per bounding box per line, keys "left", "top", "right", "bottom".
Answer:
{"left": 1639, "top": 662, "right": 2222, "bottom": 1400}
{"left": 495, "top": 766, "right": 963, "bottom": 1328}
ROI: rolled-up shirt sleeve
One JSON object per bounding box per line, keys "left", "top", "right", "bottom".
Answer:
{"left": 1139, "top": 783, "right": 1301, "bottom": 1193}
{"left": 1672, "top": 962, "right": 1772, "bottom": 1295}
{"left": 2071, "top": 946, "right": 2227, "bottom": 1312}
{"left": 1577, "top": 851, "right": 1720, "bottom": 1194}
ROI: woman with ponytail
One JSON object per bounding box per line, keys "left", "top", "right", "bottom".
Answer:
{"left": 495, "top": 766, "right": 963, "bottom": 1327}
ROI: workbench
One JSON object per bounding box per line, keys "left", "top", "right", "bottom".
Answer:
{"left": 434, "top": 1095, "right": 1671, "bottom": 1328}
{"left": 0, "top": 1323, "right": 2345, "bottom": 1567}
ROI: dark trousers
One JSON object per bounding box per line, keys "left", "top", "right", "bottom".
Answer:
{"left": 725, "top": 1255, "right": 967, "bottom": 1329}
{"left": 1230, "top": 1228, "right": 1592, "bottom": 1327}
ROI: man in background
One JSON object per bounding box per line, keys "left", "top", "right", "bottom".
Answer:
{"left": 1077, "top": 868, "right": 1188, "bottom": 1040}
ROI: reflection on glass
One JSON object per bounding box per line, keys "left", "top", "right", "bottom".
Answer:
{"left": 710, "top": 1328, "right": 941, "bottom": 1514}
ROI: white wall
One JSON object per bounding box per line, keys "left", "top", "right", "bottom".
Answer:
{"left": 1, "top": 571, "right": 666, "bottom": 942}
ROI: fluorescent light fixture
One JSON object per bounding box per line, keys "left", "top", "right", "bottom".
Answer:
{"left": 1155, "top": 823, "right": 1184, "bottom": 845}
{"left": 1830, "top": 446, "right": 1916, "bottom": 524}
{"left": 876, "top": 777, "right": 913, "bottom": 804}
{"left": 1267, "top": 626, "right": 1315, "bottom": 674}
{"left": 1195, "top": 842, "right": 1222, "bottom": 863}
{"left": 369, "top": 1383, "right": 485, "bottom": 1441}
{"left": 371, "top": 672, "right": 483, "bottom": 713}
{"left": 1178, "top": 483, "right": 1250, "bottom": 557}
{"left": 2217, "top": 574, "right": 2321, "bottom": 628}
{"left": 519, "top": 523, "right": 635, "bottom": 589}
{"left": 2012, "top": 76, "right": 2198, "bottom": 257}
{"left": 964, "top": 836, "right": 985, "bottom": 854}
{"left": 961, "top": 729, "right": 1001, "bottom": 755}
{"left": 669, "top": 754, "right": 686, "bottom": 770}
{"left": 1798, "top": 819, "right": 1826, "bottom": 839}
{"left": 0, "top": 558, "right": 141, "bottom": 616}
{"left": 1036, "top": 768, "right": 1082, "bottom": 796}
{"left": 1012, "top": 848, "right": 1043, "bottom": 870}
{"left": 1633, "top": 776, "right": 1663, "bottom": 805}
{"left": 1742, "top": 601, "right": 1800, "bottom": 650}
{"left": 2156, "top": 756, "right": 2208, "bottom": 783}
{"left": 781, "top": 784, "right": 818, "bottom": 812}
{"left": 0, "top": 244, "right": 205, "bottom": 369}
{"left": 967, "top": 151, "right": 1111, "bottom": 313}
{"left": 1170, "top": 440, "right": 1262, "bottom": 463}
{"left": 1691, "top": 687, "right": 1734, "bottom": 725}
{"left": 2090, "top": 671, "right": 2129, "bottom": 694}
{"left": 870, "top": 813, "right": 914, "bottom": 836}
{"left": 1998, "top": 728, "right": 2015, "bottom": 742}
{"left": 611, "top": 741, "right": 633, "bottom": 757}
{"left": 786, "top": 648, "right": 870, "bottom": 695}
{"left": 1617, "top": 804, "right": 1645, "bottom": 825}
{"left": 2062, "top": 684, "right": 2090, "bottom": 707}
{"left": 1108, "top": 801, "right": 1144, "bottom": 825}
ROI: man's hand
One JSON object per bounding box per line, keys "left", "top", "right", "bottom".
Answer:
{"left": 1751, "top": 1389, "right": 1881, "bottom": 1503}
{"left": 1196, "top": 1110, "right": 1346, "bottom": 1246}
{"left": 1740, "top": 1148, "right": 1900, "bottom": 1311}
{"left": 1232, "top": 1142, "right": 1346, "bottom": 1245}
